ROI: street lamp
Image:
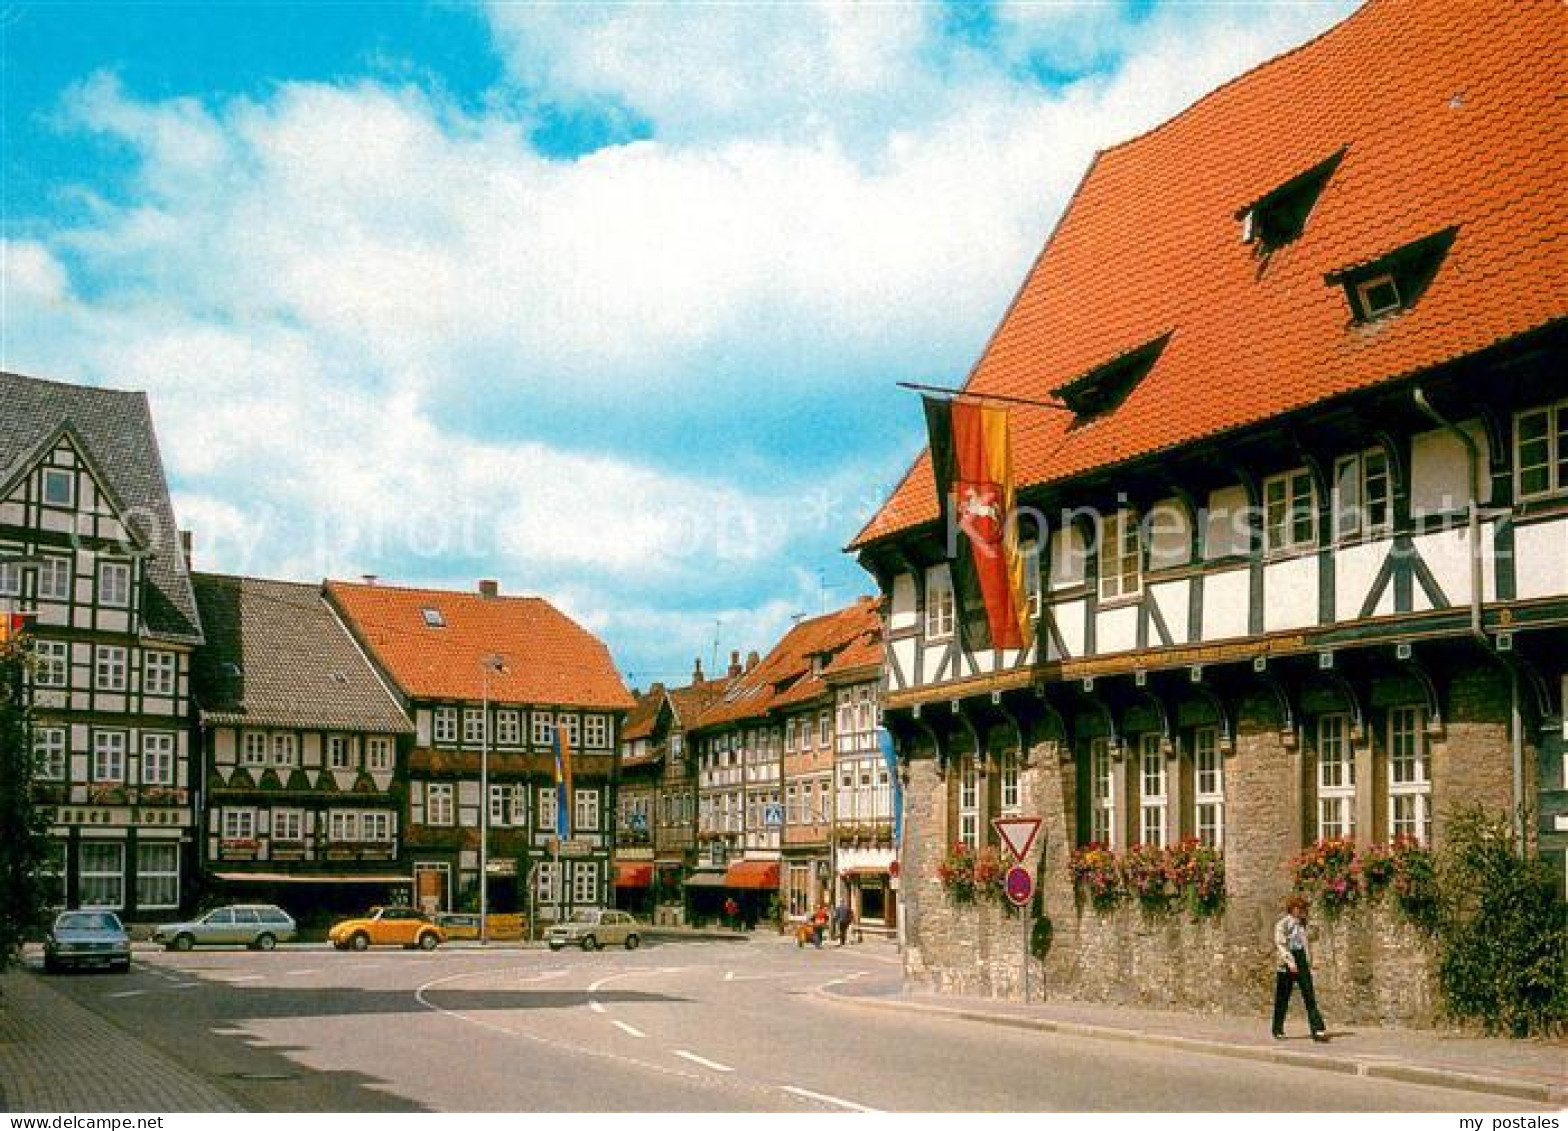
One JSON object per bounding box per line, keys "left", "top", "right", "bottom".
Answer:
{"left": 479, "top": 653, "right": 507, "bottom": 946}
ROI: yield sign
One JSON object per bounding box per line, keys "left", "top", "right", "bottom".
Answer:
{"left": 992, "top": 816, "right": 1043, "bottom": 864}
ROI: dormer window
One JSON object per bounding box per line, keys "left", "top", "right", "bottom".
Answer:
{"left": 420, "top": 607, "right": 445, "bottom": 628}
{"left": 1327, "top": 226, "right": 1457, "bottom": 323}
{"left": 1238, "top": 149, "right": 1345, "bottom": 252}
{"left": 41, "top": 469, "right": 74, "bottom": 508}
{"left": 1053, "top": 333, "right": 1171, "bottom": 422}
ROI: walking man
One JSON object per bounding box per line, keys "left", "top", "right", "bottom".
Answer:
{"left": 1272, "top": 895, "right": 1329, "bottom": 1042}
{"left": 833, "top": 899, "right": 852, "bottom": 946}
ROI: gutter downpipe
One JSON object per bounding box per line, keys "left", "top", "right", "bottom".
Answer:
{"left": 1413, "top": 388, "right": 1523, "bottom": 850}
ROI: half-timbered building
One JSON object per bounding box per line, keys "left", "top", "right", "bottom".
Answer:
{"left": 326, "top": 579, "right": 633, "bottom": 925}
{"left": 190, "top": 574, "right": 415, "bottom": 927}
{"left": 851, "top": 0, "right": 1565, "bottom": 1020}
{"left": 2, "top": 372, "right": 203, "bottom": 919}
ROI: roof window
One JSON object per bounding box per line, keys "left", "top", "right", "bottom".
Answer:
{"left": 1052, "top": 332, "right": 1171, "bottom": 421}
{"left": 420, "top": 607, "right": 446, "bottom": 628}
{"left": 1238, "top": 149, "right": 1344, "bottom": 252}
{"left": 1327, "top": 226, "right": 1457, "bottom": 323}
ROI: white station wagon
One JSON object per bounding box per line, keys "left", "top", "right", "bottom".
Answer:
{"left": 546, "top": 909, "right": 641, "bottom": 951}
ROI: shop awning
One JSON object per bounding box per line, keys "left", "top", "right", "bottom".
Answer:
{"left": 724, "top": 861, "right": 780, "bottom": 889}
{"left": 212, "top": 872, "right": 412, "bottom": 885}
{"left": 615, "top": 863, "right": 654, "bottom": 888}
{"left": 684, "top": 871, "right": 729, "bottom": 889}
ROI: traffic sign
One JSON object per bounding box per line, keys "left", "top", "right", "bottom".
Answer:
{"left": 763, "top": 803, "right": 784, "bottom": 828}
{"left": 1004, "top": 865, "right": 1033, "bottom": 907}
{"left": 992, "top": 816, "right": 1043, "bottom": 863}
{"left": 888, "top": 860, "right": 900, "bottom": 879}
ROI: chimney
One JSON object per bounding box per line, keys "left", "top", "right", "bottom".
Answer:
{"left": 179, "top": 529, "right": 193, "bottom": 569}
{"left": 728, "top": 649, "right": 743, "bottom": 679}
{"left": 649, "top": 681, "right": 666, "bottom": 697}
{"left": 692, "top": 658, "right": 704, "bottom": 682}
{"left": 746, "top": 650, "right": 760, "bottom": 673}
{"left": 478, "top": 579, "right": 500, "bottom": 599}
{"left": 361, "top": 574, "right": 378, "bottom": 586}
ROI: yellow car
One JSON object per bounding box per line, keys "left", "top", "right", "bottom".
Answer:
{"left": 328, "top": 906, "right": 445, "bottom": 951}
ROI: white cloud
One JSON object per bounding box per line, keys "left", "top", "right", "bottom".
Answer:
{"left": 5, "top": 1, "right": 1358, "bottom": 678}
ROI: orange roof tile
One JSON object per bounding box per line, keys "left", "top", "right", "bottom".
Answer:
{"left": 853, "top": 0, "right": 1566, "bottom": 549}
{"left": 326, "top": 580, "right": 634, "bottom": 711}
{"left": 693, "top": 599, "right": 881, "bottom": 729}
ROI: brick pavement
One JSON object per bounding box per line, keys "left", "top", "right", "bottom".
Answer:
{"left": 0, "top": 966, "right": 243, "bottom": 1112}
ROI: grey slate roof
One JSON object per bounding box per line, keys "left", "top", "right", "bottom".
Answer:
{"left": 0, "top": 371, "right": 203, "bottom": 645}
{"left": 191, "top": 573, "right": 414, "bottom": 734}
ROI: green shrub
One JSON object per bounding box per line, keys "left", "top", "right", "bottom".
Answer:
{"left": 1436, "top": 807, "right": 1567, "bottom": 1037}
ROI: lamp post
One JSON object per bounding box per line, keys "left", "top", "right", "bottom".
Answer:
{"left": 479, "top": 653, "right": 506, "bottom": 946}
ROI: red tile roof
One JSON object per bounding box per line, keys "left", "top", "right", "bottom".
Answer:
{"left": 853, "top": 0, "right": 1566, "bottom": 549}
{"left": 326, "top": 580, "right": 634, "bottom": 711}
{"left": 693, "top": 599, "right": 881, "bottom": 729}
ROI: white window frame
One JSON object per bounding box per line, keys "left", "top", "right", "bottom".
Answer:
{"left": 1264, "top": 468, "right": 1318, "bottom": 553}
{"left": 327, "top": 735, "right": 353, "bottom": 771}
{"left": 92, "top": 730, "right": 126, "bottom": 782}
{"left": 1316, "top": 714, "right": 1356, "bottom": 840}
{"left": 496, "top": 710, "right": 521, "bottom": 747}
{"left": 1356, "top": 272, "right": 1402, "bottom": 319}
{"left": 0, "top": 558, "right": 20, "bottom": 598}
{"left": 426, "top": 783, "right": 455, "bottom": 827}
{"left": 532, "top": 713, "right": 554, "bottom": 746}
{"left": 571, "top": 861, "right": 598, "bottom": 906}
{"left": 141, "top": 732, "right": 175, "bottom": 786}
{"left": 1088, "top": 737, "right": 1116, "bottom": 848}
{"left": 1099, "top": 508, "right": 1142, "bottom": 602}
{"left": 926, "top": 567, "right": 955, "bottom": 640}
{"left": 1514, "top": 399, "right": 1567, "bottom": 501}
{"left": 575, "top": 788, "right": 599, "bottom": 831}
{"left": 539, "top": 787, "right": 558, "bottom": 833}
{"left": 271, "top": 732, "right": 298, "bottom": 768}
{"left": 135, "top": 842, "right": 180, "bottom": 910}
{"left": 222, "top": 808, "right": 257, "bottom": 840}
{"left": 536, "top": 861, "right": 560, "bottom": 907}
{"left": 366, "top": 736, "right": 393, "bottom": 772}
{"left": 35, "top": 726, "right": 67, "bottom": 781}
{"left": 433, "top": 707, "right": 458, "bottom": 745}
{"left": 33, "top": 640, "right": 68, "bottom": 688}
{"left": 241, "top": 731, "right": 267, "bottom": 768}
{"left": 328, "top": 810, "right": 358, "bottom": 842}
{"left": 362, "top": 811, "right": 393, "bottom": 842}
{"left": 143, "top": 650, "right": 177, "bottom": 696}
{"left": 1388, "top": 706, "right": 1432, "bottom": 845}
{"left": 94, "top": 645, "right": 127, "bottom": 692}
{"left": 557, "top": 713, "right": 582, "bottom": 748}
{"left": 999, "top": 751, "right": 1021, "bottom": 816}
{"left": 38, "top": 557, "right": 72, "bottom": 601}
{"left": 1138, "top": 733, "right": 1167, "bottom": 848}
{"left": 584, "top": 714, "right": 609, "bottom": 749}
{"left": 41, "top": 467, "right": 75, "bottom": 508}
{"left": 463, "top": 707, "right": 486, "bottom": 745}
{"left": 957, "top": 759, "right": 979, "bottom": 849}
{"left": 272, "top": 809, "right": 305, "bottom": 842}
{"left": 1193, "top": 726, "right": 1225, "bottom": 851}
{"left": 1333, "top": 448, "right": 1393, "bottom": 540}
{"left": 819, "top": 712, "right": 831, "bottom": 747}
{"left": 489, "top": 783, "right": 513, "bottom": 827}
{"left": 97, "top": 561, "right": 131, "bottom": 607}
{"left": 79, "top": 842, "right": 124, "bottom": 908}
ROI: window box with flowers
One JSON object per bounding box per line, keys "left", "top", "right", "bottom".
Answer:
{"left": 220, "top": 838, "right": 260, "bottom": 858}
{"left": 937, "top": 843, "right": 1007, "bottom": 903}
{"left": 1289, "top": 835, "right": 1437, "bottom": 928}
{"left": 1068, "top": 839, "right": 1226, "bottom": 919}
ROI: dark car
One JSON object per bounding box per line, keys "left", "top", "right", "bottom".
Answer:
{"left": 43, "top": 910, "right": 131, "bottom": 974}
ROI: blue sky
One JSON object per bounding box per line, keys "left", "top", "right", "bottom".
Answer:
{"left": 1, "top": 0, "right": 1355, "bottom": 686}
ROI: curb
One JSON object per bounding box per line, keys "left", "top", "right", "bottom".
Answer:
{"left": 814, "top": 985, "right": 1566, "bottom": 1107}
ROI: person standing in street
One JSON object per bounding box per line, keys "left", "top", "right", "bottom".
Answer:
{"left": 833, "top": 899, "right": 853, "bottom": 946}
{"left": 1272, "top": 895, "right": 1329, "bottom": 1042}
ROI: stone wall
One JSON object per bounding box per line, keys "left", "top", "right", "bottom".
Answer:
{"left": 899, "top": 660, "right": 1511, "bottom": 1027}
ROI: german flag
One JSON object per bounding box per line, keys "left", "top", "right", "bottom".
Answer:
{"left": 923, "top": 396, "right": 1031, "bottom": 651}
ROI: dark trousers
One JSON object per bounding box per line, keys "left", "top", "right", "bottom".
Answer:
{"left": 1272, "top": 948, "right": 1326, "bottom": 1035}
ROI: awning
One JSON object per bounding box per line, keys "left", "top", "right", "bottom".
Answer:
{"left": 684, "top": 871, "right": 729, "bottom": 889}
{"left": 724, "top": 861, "right": 780, "bottom": 889}
{"left": 615, "top": 863, "right": 654, "bottom": 888}
{"left": 212, "top": 872, "right": 412, "bottom": 885}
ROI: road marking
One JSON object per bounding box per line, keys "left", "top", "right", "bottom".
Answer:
{"left": 611, "top": 1020, "right": 646, "bottom": 1039}
{"left": 673, "top": 1050, "right": 733, "bottom": 1073}
{"left": 169, "top": 983, "right": 199, "bottom": 990}
{"left": 724, "top": 970, "right": 787, "bottom": 982}
{"left": 589, "top": 1001, "right": 606, "bottom": 1014}
{"left": 587, "top": 971, "right": 636, "bottom": 993}
{"left": 221, "top": 974, "right": 265, "bottom": 983}
{"left": 778, "top": 1085, "right": 883, "bottom": 1113}
{"left": 285, "top": 969, "right": 319, "bottom": 976}
{"left": 106, "top": 990, "right": 146, "bottom": 999}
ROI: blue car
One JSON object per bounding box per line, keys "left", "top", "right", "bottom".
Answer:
{"left": 43, "top": 910, "right": 131, "bottom": 974}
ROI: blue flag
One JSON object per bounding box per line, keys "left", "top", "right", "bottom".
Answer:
{"left": 552, "top": 725, "right": 573, "bottom": 840}
{"left": 877, "top": 726, "right": 902, "bottom": 844}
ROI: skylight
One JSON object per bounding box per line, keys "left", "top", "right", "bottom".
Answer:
{"left": 1051, "top": 332, "right": 1172, "bottom": 421}
{"left": 1326, "top": 227, "right": 1458, "bottom": 323}
{"left": 1238, "top": 149, "right": 1346, "bottom": 252}
{"left": 420, "top": 607, "right": 445, "bottom": 628}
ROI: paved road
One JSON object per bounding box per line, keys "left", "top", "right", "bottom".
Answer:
{"left": 34, "top": 936, "right": 1526, "bottom": 1112}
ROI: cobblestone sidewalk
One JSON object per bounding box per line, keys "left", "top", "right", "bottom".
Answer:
{"left": 0, "top": 967, "right": 243, "bottom": 1112}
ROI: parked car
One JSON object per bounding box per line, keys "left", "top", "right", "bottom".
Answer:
{"left": 328, "top": 906, "right": 445, "bottom": 951}
{"left": 546, "top": 909, "right": 640, "bottom": 952}
{"left": 152, "top": 904, "right": 297, "bottom": 951}
{"left": 43, "top": 910, "right": 131, "bottom": 974}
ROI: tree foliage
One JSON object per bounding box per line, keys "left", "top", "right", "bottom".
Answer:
{"left": 0, "top": 639, "right": 50, "bottom": 971}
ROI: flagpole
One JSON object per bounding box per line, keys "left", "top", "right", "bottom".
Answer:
{"left": 896, "top": 381, "right": 1072, "bottom": 411}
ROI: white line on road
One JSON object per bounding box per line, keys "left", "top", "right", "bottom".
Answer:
{"left": 589, "top": 1001, "right": 606, "bottom": 1014}
{"left": 611, "top": 1020, "right": 646, "bottom": 1039}
{"left": 106, "top": 990, "right": 146, "bottom": 999}
{"left": 285, "top": 969, "right": 319, "bottom": 976}
{"left": 169, "top": 983, "right": 199, "bottom": 990}
{"left": 778, "top": 1085, "right": 883, "bottom": 1113}
{"left": 723, "top": 970, "right": 787, "bottom": 982}
{"left": 672, "top": 1050, "right": 734, "bottom": 1073}
{"left": 220, "top": 974, "right": 265, "bottom": 983}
